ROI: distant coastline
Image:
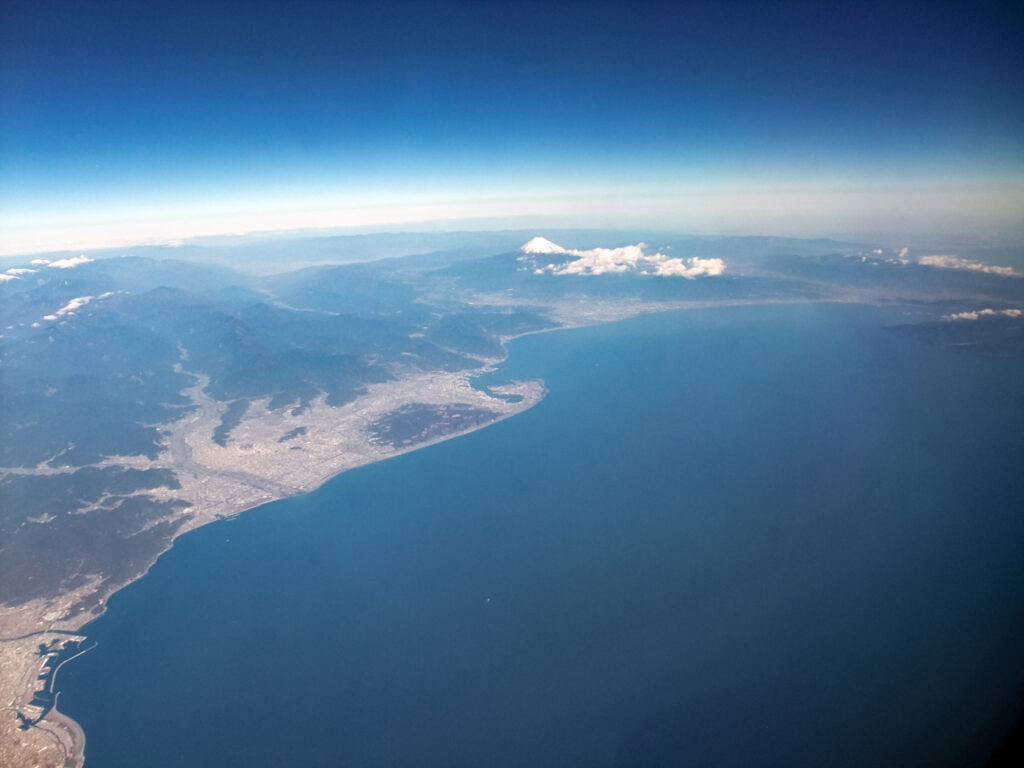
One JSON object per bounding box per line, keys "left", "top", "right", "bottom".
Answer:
{"left": 5, "top": 292, "right": 1009, "bottom": 767}
{"left": 1, "top": 325, "right": 555, "bottom": 768}
{"left": 0, "top": 297, "right": 843, "bottom": 767}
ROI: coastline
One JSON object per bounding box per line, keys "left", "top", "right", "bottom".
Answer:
{"left": 0, "top": 296, "right": 864, "bottom": 768}
{"left": 0, "top": 328, "right": 553, "bottom": 768}
{"left": 36, "top": 699, "right": 85, "bottom": 768}
{"left": 1, "top": 393, "right": 545, "bottom": 767}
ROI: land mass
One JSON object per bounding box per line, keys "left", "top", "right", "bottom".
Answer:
{"left": 2, "top": 230, "right": 1022, "bottom": 767}
{"left": 0, "top": 343, "right": 545, "bottom": 767}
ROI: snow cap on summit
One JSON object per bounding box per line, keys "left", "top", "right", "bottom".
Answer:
{"left": 520, "top": 237, "right": 567, "bottom": 254}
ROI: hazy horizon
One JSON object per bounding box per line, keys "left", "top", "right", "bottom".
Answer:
{"left": 3, "top": 1, "right": 1023, "bottom": 255}
{"left": 4, "top": 4, "right": 1024, "bottom": 767}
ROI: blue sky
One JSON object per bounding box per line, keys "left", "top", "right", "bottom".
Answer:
{"left": 2, "top": 0, "right": 1022, "bottom": 252}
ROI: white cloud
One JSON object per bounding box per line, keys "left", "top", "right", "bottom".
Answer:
{"left": 847, "top": 248, "right": 917, "bottom": 267}
{"left": 0, "top": 274, "right": 20, "bottom": 283}
{"left": 30, "top": 259, "right": 50, "bottom": 265}
{"left": 652, "top": 256, "right": 727, "bottom": 278}
{"left": 942, "top": 308, "right": 1022, "bottom": 321}
{"left": 552, "top": 244, "right": 647, "bottom": 275}
{"left": 43, "top": 291, "right": 115, "bottom": 321}
{"left": 53, "top": 295, "right": 94, "bottom": 317}
{"left": 919, "top": 254, "right": 1019, "bottom": 277}
{"left": 519, "top": 238, "right": 726, "bottom": 279}
{"left": 47, "top": 254, "right": 93, "bottom": 269}
{"left": 5, "top": 267, "right": 37, "bottom": 275}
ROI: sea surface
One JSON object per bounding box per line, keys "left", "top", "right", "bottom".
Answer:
{"left": 59, "top": 304, "right": 1024, "bottom": 767}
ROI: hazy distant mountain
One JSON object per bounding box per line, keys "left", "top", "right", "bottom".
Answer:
{"left": 1, "top": 228, "right": 1021, "bottom": 634}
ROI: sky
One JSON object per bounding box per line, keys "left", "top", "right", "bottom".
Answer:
{"left": 1, "top": 0, "right": 1022, "bottom": 254}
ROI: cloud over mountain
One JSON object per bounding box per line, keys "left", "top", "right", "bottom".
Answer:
{"left": 45, "top": 255, "right": 94, "bottom": 269}
{"left": 42, "top": 292, "right": 115, "bottom": 321}
{"left": 942, "top": 308, "right": 1022, "bottom": 321}
{"left": 919, "top": 255, "right": 1019, "bottom": 277}
{"left": 519, "top": 238, "right": 726, "bottom": 278}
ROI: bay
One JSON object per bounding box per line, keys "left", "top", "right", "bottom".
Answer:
{"left": 59, "top": 304, "right": 1024, "bottom": 766}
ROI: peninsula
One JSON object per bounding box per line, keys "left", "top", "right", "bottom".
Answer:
{"left": 2, "top": 232, "right": 1022, "bottom": 767}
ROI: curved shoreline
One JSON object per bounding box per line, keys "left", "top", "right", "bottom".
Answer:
{"left": 1, "top": 298, "right": 851, "bottom": 767}
{"left": 39, "top": 698, "right": 86, "bottom": 768}
{"left": 10, "top": 372, "right": 548, "bottom": 767}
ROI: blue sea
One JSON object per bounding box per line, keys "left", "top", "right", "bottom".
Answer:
{"left": 59, "top": 304, "right": 1024, "bottom": 767}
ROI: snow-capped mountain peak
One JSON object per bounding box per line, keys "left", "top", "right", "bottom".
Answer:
{"left": 520, "top": 237, "right": 567, "bottom": 255}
